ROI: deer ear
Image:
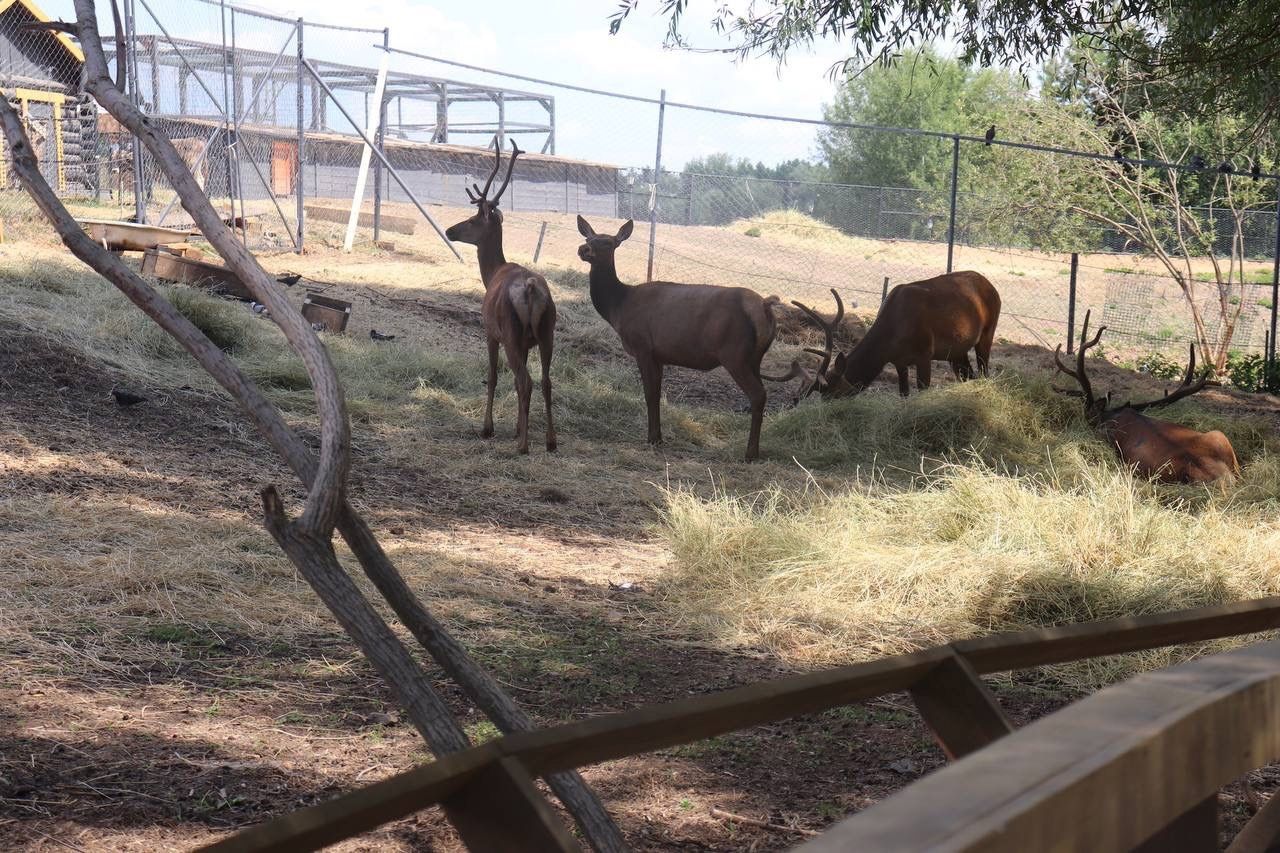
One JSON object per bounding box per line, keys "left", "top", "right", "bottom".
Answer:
{"left": 616, "top": 219, "right": 634, "bottom": 242}
{"left": 577, "top": 215, "right": 595, "bottom": 238}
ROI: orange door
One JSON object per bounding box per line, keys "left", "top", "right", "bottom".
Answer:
{"left": 271, "top": 140, "right": 297, "bottom": 196}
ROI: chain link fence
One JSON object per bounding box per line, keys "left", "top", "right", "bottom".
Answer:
{"left": 2, "top": 1, "right": 1278, "bottom": 381}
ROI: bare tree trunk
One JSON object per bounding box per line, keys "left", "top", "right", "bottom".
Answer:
{"left": 1, "top": 3, "right": 626, "bottom": 849}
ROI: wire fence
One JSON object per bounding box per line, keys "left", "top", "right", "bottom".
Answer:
{"left": 2, "top": 0, "right": 1279, "bottom": 381}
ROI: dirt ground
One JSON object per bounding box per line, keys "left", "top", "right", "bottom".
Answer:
{"left": 4, "top": 218, "right": 1280, "bottom": 850}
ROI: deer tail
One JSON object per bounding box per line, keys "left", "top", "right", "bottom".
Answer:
{"left": 508, "top": 275, "right": 549, "bottom": 338}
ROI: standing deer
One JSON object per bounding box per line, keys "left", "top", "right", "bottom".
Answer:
{"left": 446, "top": 140, "right": 557, "bottom": 454}
{"left": 785, "top": 271, "right": 1001, "bottom": 399}
{"left": 576, "top": 215, "right": 794, "bottom": 461}
{"left": 1054, "top": 312, "right": 1238, "bottom": 484}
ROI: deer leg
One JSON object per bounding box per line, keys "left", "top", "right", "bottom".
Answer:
{"left": 917, "top": 358, "right": 933, "bottom": 390}
{"left": 976, "top": 325, "right": 995, "bottom": 377}
{"left": 638, "top": 358, "right": 664, "bottom": 446}
{"left": 951, "top": 355, "right": 974, "bottom": 381}
{"left": 896, "top": 364, "right": 910, "bottom": 397}
{"left": 481, "top": 337, "right": 499, "bottom": 439}
{"left": 539, "top": 332, "right": 557, "bottom": 452}
{"left": 504, "top": 339, "right": 533, "bottom": 455}
{"left": 725, "top": 362, "right": 768, "bottom": 462}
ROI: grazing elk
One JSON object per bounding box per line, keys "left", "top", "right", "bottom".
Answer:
{"left": 784, "top": 271, "right": 1001, "bottom": 399}
{"left": 576, "top": 215, "right": 794, "bottom": 461}
{"left": 1055, "top": 312, "right": 1238, "bottom": 484}
{"left": 446, "top": 139, "right": 557, "bottom": 454}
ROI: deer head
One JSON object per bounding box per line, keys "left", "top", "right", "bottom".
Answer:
{"left": 576, "top": 215, "right": 634, "bottom": 264}
{"left": 445, "top": 138, "right": 522, "bottom": 246}
{"left": 1054, "top": 310, "right": 1216, "bottom": 425}
{"left": 765, "top": 289, "right": 848, "bottom": 401}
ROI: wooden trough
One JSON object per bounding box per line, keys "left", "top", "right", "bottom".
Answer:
{"left": 141, "top": 248, "right": 252, "bottom": 301}
{"left": 301, "top": 292, "right": 352, "bottom": 333}
{"left": 79, "top": 218, "right": 196, "bottom": 252}
{"left": 305, "top": 204, "right": 417, "bottom": 236}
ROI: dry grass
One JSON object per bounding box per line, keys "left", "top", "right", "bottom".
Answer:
{"left": 658, "top": 376, "right": 1280, "bottom": 687}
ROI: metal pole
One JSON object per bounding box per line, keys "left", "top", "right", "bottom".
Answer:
{"left": 1270, "top": 183, "right": 1280, "bottom": 370}
{"left": 374, "top": 27, "right": 388, "bottom": 243}
{"left": 295, "top": 19, "right": 305, "bottom": 254}
{"left": 881, "top": 275, "right": 889, "bottom": 308}
{"left": 302, "top": 60, "right": 462, "bottom": 261}
{"left": 124, "top": 0, "right": 146, "bottom": 223}
{"left": 230, "top": 7, "right": 248, "bottom": 248}
{"left": 946, "top": 134, "right": 960, "bottom": 273}
{"left": 219, "top": 0, "right": 234, "bottom": 227}
{"left": 1067, "top": 252, "right": 1079, "bottom": 353}
{"left": 647, "top": 88, "right": 666, "bottom": 282}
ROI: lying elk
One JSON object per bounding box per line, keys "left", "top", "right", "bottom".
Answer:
{"left": 576, "top": 215, "right": 798, "bottom": 461}
{"left": 785, "top": 271, "right": 1001, "bottom": 399}
{"left": 1055, "top": 312, "right": 1238, "bottom": 484}
{"left": 446, "top": 139, "right": 557, "bottom": 454}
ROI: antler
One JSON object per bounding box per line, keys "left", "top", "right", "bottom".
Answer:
{"left": 789, "top": 287, "right": 844, "bottom": 399}
{"left": 470, "top": 137, "right": 503, "bottom": 205}
{"left": 1123, "top": 343, "right": 1218, "bottom": 412}
{"left": 1054, "top": 309, "right": 1105, "bottom": 408}
{"left": 491, "top": 139, "right": 524, "bottom": 205}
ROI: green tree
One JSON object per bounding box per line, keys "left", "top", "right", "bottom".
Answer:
{"left": 610, "top": 1, "right": 1280, "bottom": 123}
{"left": 816, "top": 47, "right": 1033, "bottom": 240}
{"left": 678, "top": 153, "right": 827, "bottom": 225}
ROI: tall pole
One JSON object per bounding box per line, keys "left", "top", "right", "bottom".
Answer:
{"left": 1067, "top": 252, "right": 1079, "bottom": 353}
{"left": 1269, "top": 181, "right": 1280, "bottom": 375}
{"left": 374, "top": 27, "right": 389, "bottom": 243}
{"left": 124, "top": 0, "right": 145, "bottom": 223}
{"left": 295, "top": 18, "right": 305, "bottom": 254}
{"left": 647, "top": 88, "right": 666, "bottom": 282}
{"left": 946, "top": 134, "right": 960, "bottom": 273}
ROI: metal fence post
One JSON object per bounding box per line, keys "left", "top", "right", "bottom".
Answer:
{"left": 881, "top": 276, "right": 889, "bottom": 308}
{"left": 373, "top": 27, "right": 389, "bottom": 243}
{"left": 646, "top": 88, "right": 666, "bottom": 282}
{"left": 1270, "top": 183, "right": 1280, "bottom": 370}
{"left": 1067, "top": 252, "right": 1079, "bottom": 353}
{"left": 946, "top": 134, "right": 960, "bottom": 273}
{"left": 123, "top": 0, "right": 146, "bottom": 224}
{"left": 295, "top": 18, "right": 305, "bottom": 254}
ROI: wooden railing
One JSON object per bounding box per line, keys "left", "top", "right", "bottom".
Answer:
{"left": 203, "top": 596, "right": 1280, "bottom": 852}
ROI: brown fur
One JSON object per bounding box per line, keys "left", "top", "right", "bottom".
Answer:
{"left": 1102, "top": 408, "right": 1239, "bottom": 484}
{"left": 1056, "top": 312, "right": 1239, "bottom": 485}
{"left": 822, "top": 271, "right": 1001, "bottom": 397}
{"left": 577, "top": 215, "right": 782, "bottom": 461}
{"left": 446, "top": 142, "right": 556, "bottom": 454}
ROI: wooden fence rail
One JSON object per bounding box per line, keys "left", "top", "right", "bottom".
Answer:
{"left": 204, "top": 595, "right": 1280, "bottom": 853}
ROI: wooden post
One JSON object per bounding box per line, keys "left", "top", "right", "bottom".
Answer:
{"left": 533, "top": 221, "right": 547, "bottom": 263}
{"left": 1135, "top": 796, "right": 1218, "bottom": 853}
{"left": 441, "top": 758, "right": 578, "bottom": 852}
{"left": 908, "top": 651, "right": 1013, "bottom": 760}
{"left": 344, "top": 51, "right": 389, "bottom": 253}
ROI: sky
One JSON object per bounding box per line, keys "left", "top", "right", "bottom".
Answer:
{"left": 42, "top": 0, "right": 862, "bottom": 167}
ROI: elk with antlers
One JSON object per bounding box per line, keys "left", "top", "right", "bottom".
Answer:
{"left": 446, "top": 140, "right": 557, "bottom": 454}
{"left": 1055, "top": 311, "right": 1238, "bottom": 484}
{"left": 785, "top": 271, "right": 1001, "bottom": 400}
{"left": 576, "top": 216, "right": 798, "bottom": 461}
